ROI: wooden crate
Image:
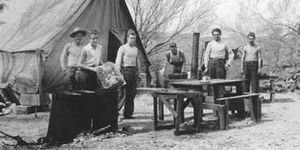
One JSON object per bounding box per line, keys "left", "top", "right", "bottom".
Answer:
{"left": 19, "top": 93, "right": 51, "bottom": 106}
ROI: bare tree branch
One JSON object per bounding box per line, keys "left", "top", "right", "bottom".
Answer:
{"left": 126, "top": 0, "right": 219, "bottom": 55}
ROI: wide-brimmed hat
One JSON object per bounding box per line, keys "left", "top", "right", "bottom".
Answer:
{"left": 69, "top": 27, "right": 87, "bottom": 38}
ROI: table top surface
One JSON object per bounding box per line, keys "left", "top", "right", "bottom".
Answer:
{"left": 171, "top": 79, "right": 244, "bottom": 86}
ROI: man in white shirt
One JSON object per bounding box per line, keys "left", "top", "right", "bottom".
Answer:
{"left": 78, "top": 29, "right": 103, "bottom": 90}
{"left": 60, "top": 27, "right": 87, "bottom": 91}
{"left": 115, "top": 29, "right": 141, "bottom": 119}
{"left": 204, "top": 28, "right": 234, "bottom": 79}
{"left": 241, "top": 32, "right": 261, "bottom": 92}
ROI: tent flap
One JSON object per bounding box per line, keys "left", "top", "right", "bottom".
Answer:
{"left": 0, "top": 51, "right": 39, "bottom": 93}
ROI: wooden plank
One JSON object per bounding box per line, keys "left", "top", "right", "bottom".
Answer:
{"left": 216, "top": 93, "right": 260, "bottom": 101}
{"left": 205, "top": 95, "right": 214, "bottom": 103}
{"left": 218, "top": 104, "right": 227, "bottom": 130}
{"left": 158, "top": 100, "right": 164, "bottom": 120}
{"left": 19, "top": 93, "right": 51, "bottom": 106}
{"left": 160, "top": 99, "right": 178, "bottom": 118}
{"left": 202, "top": 103, "right": 225, "bottom": 110}
{"left": 11, "top": 105, "right": 35, "bottom": 114}
{"left": 137, "top": 87, "right": 164, "bottom": 93}
{"left": 209, "top": 79, "right": 244, "bottom": 85}
{"left": 174, "top": 96, "right": 183, "bottom": 135}
{"left": 153, "top": 96, "right": 158, "bottom": 130}
{"left": 270, "top": 79, "right": 275, "bottom": 102}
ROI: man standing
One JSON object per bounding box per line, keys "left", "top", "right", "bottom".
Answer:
{"left": 60, "top": 27, "right": 87, "bottom": 91}
{"left": 78, "top": 29, "right": 103, "bottom": 90}
{"left": 166, "top": 42, "right": 186, "bottom": 74}
{"left": 115, "top": 29, "right": 141, "bottom": 119}
{"left": 241, "top": 32, "right": 261, "bottom": 93}
{"left": 204, "top": 28, "right": 234, "bottom": 79}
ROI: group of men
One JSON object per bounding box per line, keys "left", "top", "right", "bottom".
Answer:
{"left": 166, "top": 28, "right": 261, "bottom": 93}
{"left": 61, "top": 26, "right": 261, "bottom": 119}
{"left": 203, "top": 28, "right": 261, "bottom": 93}
{"left": 60, "top": 27, "right": 140, "bottom": 119}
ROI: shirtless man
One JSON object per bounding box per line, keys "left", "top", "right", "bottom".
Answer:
{"left": 60, "top": 27, "right": 87, "bottom": 91}
{"left": 241, "top": 32, "right": 261, "bottom": 93}
{"left": 115, "top": 29, "right": 141, "bottom": 119}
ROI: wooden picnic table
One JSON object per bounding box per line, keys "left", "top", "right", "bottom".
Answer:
{"left": 170, "top": 79, "right": 259, "bottom": 129}
{"left": 171, "top": 79, "right": 245, "bottom": 100}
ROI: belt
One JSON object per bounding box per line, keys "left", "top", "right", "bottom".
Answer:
{"left": 122, "top": 66, "right": 136, "bottom": 69}
{"left": 245, "top": 61, "right": 258, "bottom": 62}
{"left": 209, "top": 58, "right": 225, "bottom": 60}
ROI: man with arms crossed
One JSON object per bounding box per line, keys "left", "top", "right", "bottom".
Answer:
{"left": 115, "top": 29, "right": 141, "bottom": 119}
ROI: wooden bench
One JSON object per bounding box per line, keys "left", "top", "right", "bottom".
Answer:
{"left": 202, "top": 103, "right": 227, "bottom": 130}
{"left": 216, "top": 93, "right": 261, "bottom": 124}
{"left": 152, "top": 89, "right": 202, "bottom": 135}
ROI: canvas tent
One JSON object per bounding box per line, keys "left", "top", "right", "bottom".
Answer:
{"left": 0, "top": 0, "right": 150, "bottom": 94}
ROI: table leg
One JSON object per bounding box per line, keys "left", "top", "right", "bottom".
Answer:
{"left": 224, "top": 99, "right": 229, "bottom": 129}
{"left": 192, "top": 95, "right": 202, "bottom": 132}
{"left": 248, "top": 96, "right": 255, "bottom": 121}
{"left": 173, "top": 99, "right": 177, "bottom": 125}
{"left": 153, "top": 96, "right": 158, "bottom": 130}
{"left": 218, "top": 104, "right": 227, "bottom": 130}
{"left": 236, "top": 82, "right": 246, "bottom": 118}
{"left": 159, "top": 100, "right": 164, "bottom": 120}
{"left": 270, "top": 79, "right": 275, "bottom": 102}
{"left": 175, "top": 95, "right": 183, "bottom": 135}
{"left": 252, "top": 95, "right": 261, "bottom": 122}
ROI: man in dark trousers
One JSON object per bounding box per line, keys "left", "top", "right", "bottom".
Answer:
{"left": 241, "top": 32, "right": 262, "bottom": 92}
{"left": 115, "top": 29, "right": 141, "bottom": 119}
{"left": 60, "top": 27, "right": 87, "bottom": 91}
{"left": 204, "top": 28, "right": 234, "bottom": 79}
{"left": 203, "top": 28, "right": 234, "bottom": 98}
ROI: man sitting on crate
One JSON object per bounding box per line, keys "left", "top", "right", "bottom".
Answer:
{"left": 164, "top": 42, "right": 187, "bottom": 79}
{"left": 77, "top": 29, "right": 104, "bottom": 90}
{"left": 60, "top": 27, "right": 87, "bottom": 91}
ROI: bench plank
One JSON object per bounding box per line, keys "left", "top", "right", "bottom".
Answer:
{"left": 216, "top": 93, "right": 259, "bottom": 101}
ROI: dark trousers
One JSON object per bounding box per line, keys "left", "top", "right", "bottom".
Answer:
{"left": 66, "top": 67, "right": 78, "bottom": 90}
{"left": 122, "top": 67, "right": 138, "bottom": 117}
{"left": 208, "top": 58, "right": 226, "bottom": 98}
{"left": 208, "top": 58, "right": 226, "bottom": 79}
{"left": 77, "top": 69, "right": 98, "bottom": 90}
{"left": 244, "top": 61, "right": 259, "bottom": 93}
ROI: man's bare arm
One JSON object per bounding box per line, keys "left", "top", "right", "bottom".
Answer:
{"left": 241, "top": 47, "right": 246, "bottom": 74}
{"left": 60, "top": 44, "right": 70, "bottom": 71}
{"left": 258, "top": 47, "right": 262, "bottom": 71}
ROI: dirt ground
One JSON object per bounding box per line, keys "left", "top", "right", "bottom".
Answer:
{"left": 1, "top": 92, "right": 300, "bottom": 150}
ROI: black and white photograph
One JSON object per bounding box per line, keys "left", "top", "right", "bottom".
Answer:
{"left": 0, "top": 0, "right": 300, "bottom": 149}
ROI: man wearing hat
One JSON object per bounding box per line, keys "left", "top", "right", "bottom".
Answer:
{"left": 166, "top": 42, "right": 186, "bottom": 74}
{"left": 60, "top": 27, "right": 87, "bottom": 91}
